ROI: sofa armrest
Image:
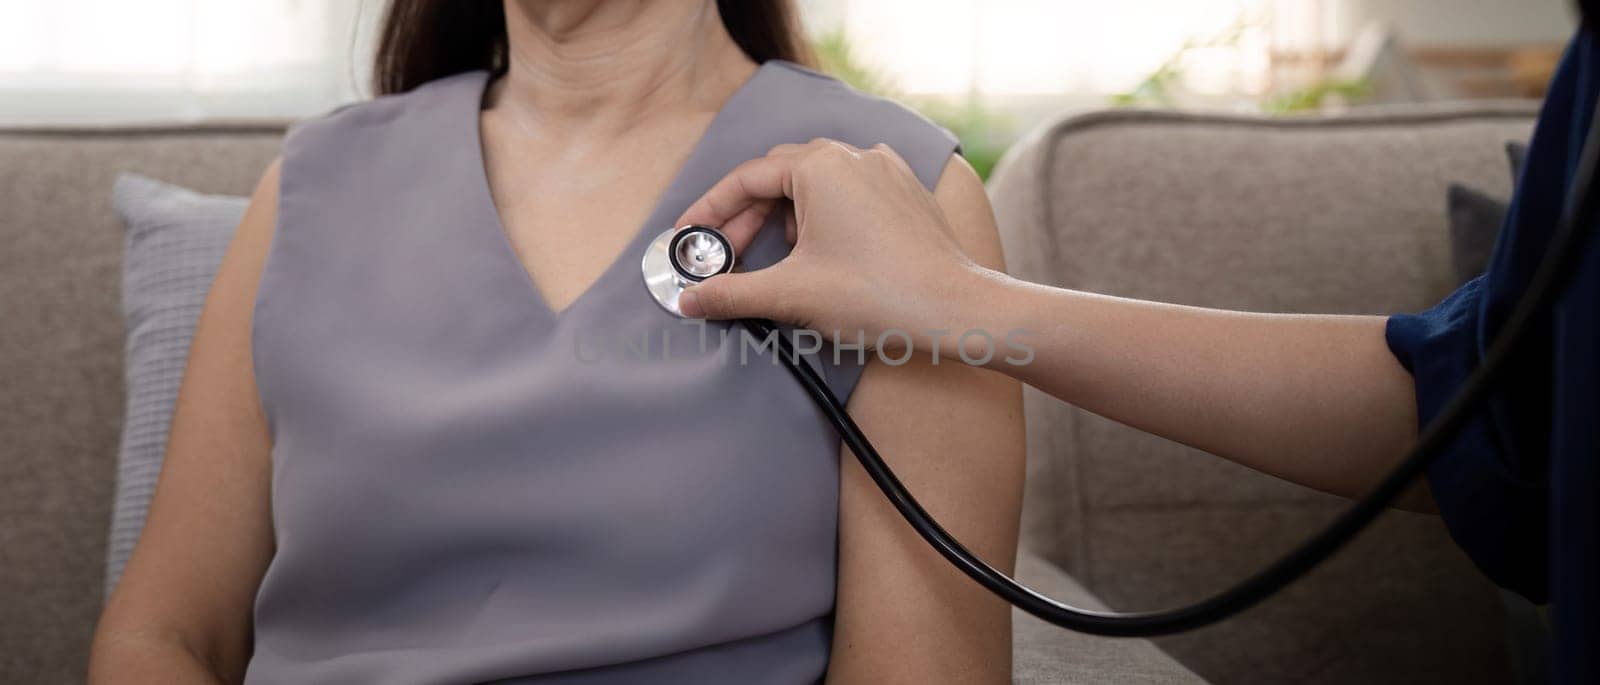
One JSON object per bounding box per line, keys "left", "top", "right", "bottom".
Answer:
{"left": 1013, "top": 551, "right": 1205, "bottom": 684}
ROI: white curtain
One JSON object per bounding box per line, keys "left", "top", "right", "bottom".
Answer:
{"left": 806, "top": 0, "right": 1284, "bottom": 97}
{"left": 0, "top": 0, "right": 1383, "bottom": 126}
{"left": 0, "top": 1, "right": 1575, "bottom": 126}
{"left": 0, "top": 0, "right": 376, "bottom": 125}
{"left": 1, "top": 0, "right": 1286, "bottom": 126}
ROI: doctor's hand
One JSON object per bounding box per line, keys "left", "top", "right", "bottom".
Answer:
{"left": 674, "top": 139, "right": 1000, "bottom": 352}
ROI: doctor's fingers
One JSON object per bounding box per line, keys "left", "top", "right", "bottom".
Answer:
{"left": 679, "top": 259, "right": 812, "bottom": 324}
{"left": 677, "top": 150, "right": 805, "bottom": 253}
{"left": 676, "top": 139, "right": 877, "bottom": 252}
{"left": 763, "top": 140, "right": 878, "bottom": 246}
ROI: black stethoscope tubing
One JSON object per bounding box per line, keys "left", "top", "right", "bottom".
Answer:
{"left": 728, "top": 100, "right": 1600, "bottom": 637}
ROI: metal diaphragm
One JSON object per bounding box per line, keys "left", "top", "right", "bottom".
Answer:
{"left": 642, "top": 224, "right": 735, "bottom": 317}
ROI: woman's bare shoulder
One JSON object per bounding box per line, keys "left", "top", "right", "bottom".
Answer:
{"left": 931, "top": 154, "right": 1007, "bottom": 271}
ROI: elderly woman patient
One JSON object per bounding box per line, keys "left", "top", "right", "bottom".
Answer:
{"left": 88, "top": 1, "right": 1024, "bottom": 683}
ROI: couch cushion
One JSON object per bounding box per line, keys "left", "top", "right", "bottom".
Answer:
{"left": 1012, "top": 551, "right": 1204, "bottom": 684}
{"left": 0, "top": 125, "right": 282, "bottom": 683}
{"left": 986, "top": 102, "right": 1538, "bottom": 684}
{"left": 105, "top": 173, "right": 248, "bottom": 596}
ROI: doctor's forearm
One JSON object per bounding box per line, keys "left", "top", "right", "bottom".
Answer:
{"left": 962, "top": 271, "right": 1435, "bottom": 512}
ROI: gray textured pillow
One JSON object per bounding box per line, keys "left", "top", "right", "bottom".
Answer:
{"left": 106, "top": 173, "right": 247, "bottom": 596}
{"left": 1506, "top": 140, "right": 1528, "bottom": 180}
{"left": 1446, "top": 183, "right": 1508, "bottom": 285}
{"left": 1445, "top": 141, "right": 1531, "bottom": 286}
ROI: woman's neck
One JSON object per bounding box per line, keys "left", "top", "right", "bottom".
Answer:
{"left": 488, "top": 0, "right": 757, "bottom": 139}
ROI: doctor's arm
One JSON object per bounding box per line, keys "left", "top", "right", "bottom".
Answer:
{"left": 675, "top": 140, "right": 1432, "bottom": 513}
{"left": 825, "top": 156, "right": 1025, "bottom": 684}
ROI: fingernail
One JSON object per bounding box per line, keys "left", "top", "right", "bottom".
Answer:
{"left": 679, "top": 290, "right": 704, "bottom": 318}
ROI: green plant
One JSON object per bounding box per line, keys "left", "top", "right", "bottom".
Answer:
{"left": 1262, "top": 78, "right": 1374, "bottom": 113}
{"left": 812, "top": 28, "right": 1011, "bottom": 180}
{"left": 1109, "top": 61, "right": 1185, "bottom": 109}
{"left": 812, "top": 29, "right": 900, "bottom": 99}
{"left": 907, "top": 97, "right": 1011, "bottom": 180}
{"left": 1111, "top": 18, "right": 1374, "bottom": 114}
{"left": 1111, "top": 21, "right": 1250, "bottom": 109}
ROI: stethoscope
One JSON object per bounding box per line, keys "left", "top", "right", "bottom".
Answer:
{"left": 637, "top": 96, "right": 1600, "bottom": 637}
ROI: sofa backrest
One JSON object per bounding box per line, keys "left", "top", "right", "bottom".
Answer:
{"left": 985, "top": 102, "right": 1539, "bottom": 684}
{"left": 0, "top": 125, "right": 283, "bottom": 682}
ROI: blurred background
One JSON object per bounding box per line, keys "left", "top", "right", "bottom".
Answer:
{"left": 0, "top": 0, "right": 1577, "bottom": 177}
{"left": 0, "top": 3, "right": 1575, "bottom": 683}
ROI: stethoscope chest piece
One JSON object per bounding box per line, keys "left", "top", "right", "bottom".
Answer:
{"left": 642, "top": 224, "right": 736, "bottom": 317}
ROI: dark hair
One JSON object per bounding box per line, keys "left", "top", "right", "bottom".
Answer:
{"left": 373, "top": 0, "right": 812, "bottom": 95}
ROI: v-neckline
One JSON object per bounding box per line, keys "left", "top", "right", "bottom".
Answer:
{"left": 466, "top": 62, "right": 772, "bottom": 320}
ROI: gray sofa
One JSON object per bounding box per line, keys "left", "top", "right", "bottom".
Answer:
{"left": 986, "top": 102, "right": 1539, "bottom": 684}
{"left": 0, "top": 99, "right": 1535, "bottom": 683}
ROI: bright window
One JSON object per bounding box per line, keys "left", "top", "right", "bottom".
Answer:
{"left": 0, "top": 1, "right": 1574, "bottom": 127}
{"left": 810, "top": 0, "right": 1272, "bottom": 96}
{"left": 0, "top": 0, "right": 370, "bottom": 125}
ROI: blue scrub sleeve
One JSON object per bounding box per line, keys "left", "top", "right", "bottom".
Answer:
{"left": 1386, "top": 279, "right": 1550, "bottom": 603}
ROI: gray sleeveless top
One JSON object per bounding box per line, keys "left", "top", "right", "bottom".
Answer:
{"left": 246, "top": 61, "right": 957, "bottom": 684}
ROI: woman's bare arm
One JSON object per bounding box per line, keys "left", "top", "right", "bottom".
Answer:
{"left": 89, "top": 161, "right": 282, "bottom": 683}
{"left": 826, "top": 157, "right": 1025, "bottom": 684}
